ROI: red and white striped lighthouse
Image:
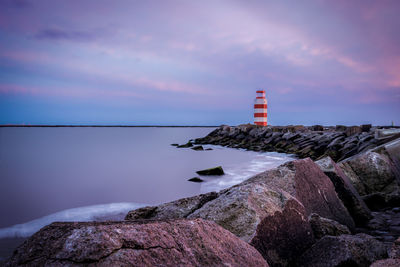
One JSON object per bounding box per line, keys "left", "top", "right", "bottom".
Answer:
{"left": 254, "top": 90, "right": 268, "bottom": 126}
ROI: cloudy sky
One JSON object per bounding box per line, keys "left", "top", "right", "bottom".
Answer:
{"left": 0, "top": 0, "right": 399, "bottom": 125}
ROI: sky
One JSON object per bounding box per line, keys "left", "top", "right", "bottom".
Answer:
{"left": 0, "top": 0, "right": 399, "bottom": 126}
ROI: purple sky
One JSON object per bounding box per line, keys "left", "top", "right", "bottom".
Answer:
{"left": 0, "top": 0, "right": 399, "bottom": 126}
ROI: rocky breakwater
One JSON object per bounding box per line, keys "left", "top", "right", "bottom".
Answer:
{"left": 194, "top": 124, "right": 400, "bottom": 161}
{"left": 126, "top": 158, "right": 357, "bottom": 266}
{"left": 5, "top": 128, "right": 400, "bottom": 267}
{"left": 124, "top": 135, "right": 400, "bottom": 266}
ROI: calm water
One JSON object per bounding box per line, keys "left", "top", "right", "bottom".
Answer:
{"left": 0, "top": 127, "right": 293, "bottom": 239}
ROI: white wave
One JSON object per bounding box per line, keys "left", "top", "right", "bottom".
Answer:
{"left": 200, "top": 151, "right": 295, "bottom": 193}
{"left": 0, "top": 202, "right": 146, "bottom": 238}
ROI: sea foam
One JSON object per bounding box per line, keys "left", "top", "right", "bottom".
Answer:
{"left": 200, "top": 151, "right": 294, "bottom": 193}
{"left": 0, "top": 202, "right": 146, "bottom": 238}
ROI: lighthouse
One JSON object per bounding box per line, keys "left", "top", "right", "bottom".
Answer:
{"left": 254, "top": 90, "right": 268, "bottom": 126}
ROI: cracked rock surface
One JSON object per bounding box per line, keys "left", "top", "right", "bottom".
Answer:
{"left": 5, "top": 219, "right": 269, "bottom": 267}
{"left": 126, "top": 158, "right": 356, "bottom": 266}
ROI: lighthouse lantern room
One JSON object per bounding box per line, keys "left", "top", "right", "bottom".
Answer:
{"left": 254, "top": 90, "right": 268, "bottom": 126}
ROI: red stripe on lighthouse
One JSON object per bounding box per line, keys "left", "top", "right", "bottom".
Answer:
{"left": 254, "top": 90, "right": 267, "bottom": 126}
{"left": 254, "top": 104, "right": 267, "bottom": 109}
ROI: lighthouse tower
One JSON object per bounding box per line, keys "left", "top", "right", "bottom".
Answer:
{"left": 254, "top": 90, "right": 268, "bottom": 126}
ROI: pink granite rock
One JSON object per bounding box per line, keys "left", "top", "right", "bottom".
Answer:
{"left": 6, "top": 219, "right": 269, "bottom": 267}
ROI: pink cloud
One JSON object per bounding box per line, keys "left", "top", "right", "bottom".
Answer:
{"left": 0, "top": 83, "right": 144, "bottom": 100}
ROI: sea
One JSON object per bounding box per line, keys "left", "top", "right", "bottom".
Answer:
{"left": 0, "top": 126, "right": 294, "bottom": 260}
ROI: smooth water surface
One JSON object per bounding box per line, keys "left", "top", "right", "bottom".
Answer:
{"left": 0, "top": 127, "right": 294, "bottom": 236}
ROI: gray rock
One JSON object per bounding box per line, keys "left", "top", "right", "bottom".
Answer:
{"left": 245, "top": 158, "right": 355, "bottom": 230}
{"left": 316, "top": 156, "right": 371, "bottom": 225}
{"left": 177, "top": 142, "right": 193, "bottom": 148}
{"left": 346, "top": 126, "right": 362, "bottom": 136}
{"left": 126, "top": 158, "right": 358, "bottom": 266}
{"left": 298, "top": 234, "right": 388, "bottom": 267}
{"left": 308, "top": 213, "right": 351, "bottom": 239}
{"left": 196, "top": 166, "right": 224, "bottom": 175}
{"left": 389, "top": 236, "right": 400, "bottom": 259}
{"left": 361, "top": 124, "right": 372, "bottom": 132}
{"left": 188, "top": 177, "right": 204, "bottom": 182}
{"left": 128, "top": 181, "right": 314, "bottom": 266}
{"left": 336, "top": 125, "right": 347, "bottom": 131}
{"left": 375, "top": 128, "right": 400, "bottom": 139}
{"left": 6, "top": 219, "right": 269, "bottom": 267}
{"left": 371, "top": 259, "right": 400, "bottom": 267}
{"left": 339, "top": 138, "right": 400, "bottom": 196}
{"left": 126, "top": 192, "right": 218, "bottom": 220}
{"left": 311, "top": 125, "right": 324, "bottom": 131}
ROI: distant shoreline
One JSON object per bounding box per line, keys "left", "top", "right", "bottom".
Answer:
{"left": 0, "top": 125, "right": 219, "bottom": 128}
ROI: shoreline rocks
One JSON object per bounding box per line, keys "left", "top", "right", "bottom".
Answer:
{"left": 126, "top": 158, "right": 355, "bottom": 265}
{"left": 298, "top": 234, "right": 388, "bottom": 267}
{"left": 5, "top": 126, "right": 400, "bottom": 267}
{"left": 194, "top": 124, "right": 400, "bottom": 161}
{"left": 6, "top": 219, "right": 269, "bottom": 267}
{"left": 128, "top": 174, "right": 315, "bottom": 266}
{"left": 316, "top": 156, "right": 372, "bottom": 226}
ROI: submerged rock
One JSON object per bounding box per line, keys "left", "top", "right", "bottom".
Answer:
{"left": 6, "top": 219, "right": 269, "bottom": 267}
{"left": 191, "top": 145, "right": 204, "bottom": 151}
{"left": 196, "top": 166, "right": 224, "bottom": 175}
{"left": 188, "top": 177, "right": 204, "bottom": 183}
{"left": 298, "top": 234, "right": 387, "bottom": 267}
{"left": 177, "top": 142, "right": 193, "bottom": 148}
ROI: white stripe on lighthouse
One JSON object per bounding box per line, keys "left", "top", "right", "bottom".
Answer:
{"left": 254, "top": 117, "right": 268, "bottom": 122}
{"left": 254, "top": 108, "right": 267, "bottom": 113}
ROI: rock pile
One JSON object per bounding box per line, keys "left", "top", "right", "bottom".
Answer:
{"left": 194, "top": 124, "right": 400, "bottom": 161}
{"left": 5, "top": 128, "right": 400, "bottom": 267}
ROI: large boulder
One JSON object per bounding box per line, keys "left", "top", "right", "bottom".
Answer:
{"left": 126, "top": 192, "right": 218, "bottom": 220}
{"left": 6, "top": 219, "right": 269, "bottom": 267}
{"left": 308, "top": 213, "right": 350, "bottom": 239}
{"left": 316, "top": 156, "right": 372, "bottom": 225}
{"left": 338, "top": 138, "right": 400, "bottom": 196}
{"left": 298, "top": 234, "right": 388, "bottom": 267}
{"left": 127, "top": 158, "right": 357, "bottom": 266}
{"left": 245, "top": 158, "right": 355, "bottom": 230}
{"left": 128, "top": 181, "right": 314, "bottom": 267}
{"left": 188, "top": 186, "right": 314, "bottom": 267}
